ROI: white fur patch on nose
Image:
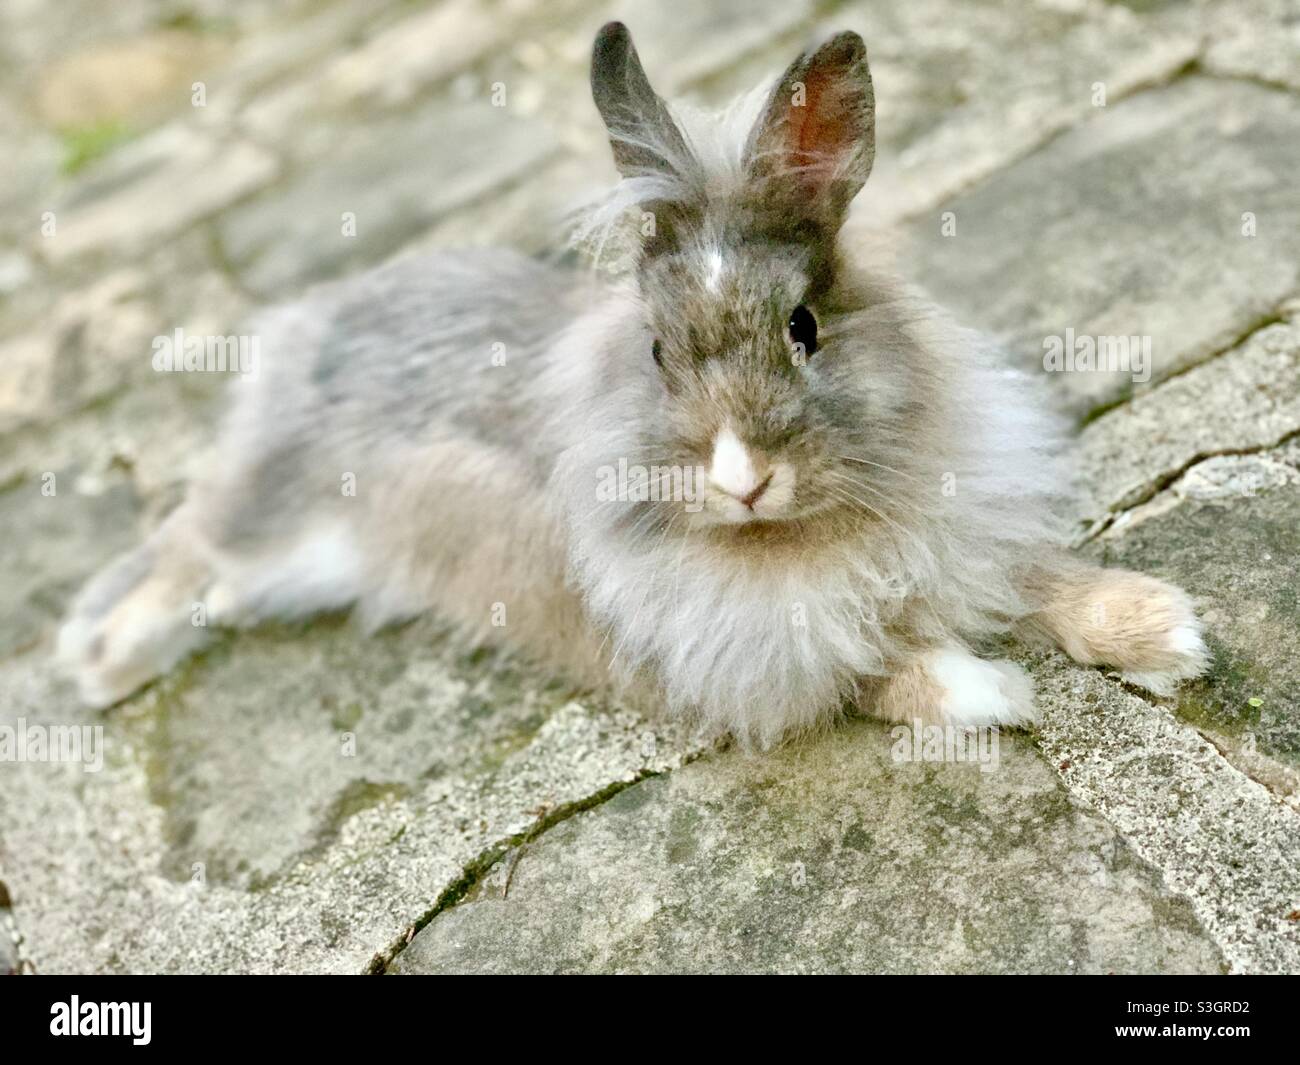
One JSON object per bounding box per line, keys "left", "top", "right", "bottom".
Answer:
{"left": 709, "top": 427, "right": 761, "bottom": 499}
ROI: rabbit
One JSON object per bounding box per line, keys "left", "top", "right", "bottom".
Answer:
{"left": 58, "top": 22, "right": 1208, "bottom": 749}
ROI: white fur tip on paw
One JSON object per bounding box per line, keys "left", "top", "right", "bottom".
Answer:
{"left": 1167, "top": 623, "right": 1206, "bottom": 659}
{"left": 1121, "top": 618, "right": 1209, "bottom": 697}
{"left": 926, "top": 649, "right": 1038, "bottom": 728}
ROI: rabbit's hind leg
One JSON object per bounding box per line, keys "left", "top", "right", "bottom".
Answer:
{"left": 59, "top": 493, "right": 367, "bottom": 707}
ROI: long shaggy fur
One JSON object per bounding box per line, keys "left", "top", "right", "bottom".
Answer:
{"left": 553, "top": 280, "right": 1069, "bottom": 747}
{"left": 59, "top": 23, "right": 1206, "bottom": 747}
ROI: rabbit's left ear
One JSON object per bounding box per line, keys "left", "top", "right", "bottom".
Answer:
{"left": 745, "top": 32, "right": 875, "bottom": 233}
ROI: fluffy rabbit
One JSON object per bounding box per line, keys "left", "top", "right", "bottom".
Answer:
{"left": 60, "top": 22, "right": 1207, "bottom": 748}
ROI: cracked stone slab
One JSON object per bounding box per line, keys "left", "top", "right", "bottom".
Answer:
{"left": 392, "top": 719, "right": 1225, "bottom": 975}
{"left": 1075, "top": 313, "right": 1300, "bottom": 522}
{"left": 1190, "top": 0, "right": 1300, "bottom": 92}
{"left": 218, "top": 98, "right": 561, "bottom": 296}
{"left": 1086, "top": 454, "right": 1300, "bottom": 788}
{"left": 36, "top": 124, "right": 278, "bottom": 263}
{"left": 0, "top": 632, "right": 705, "bottom": 973}
{"left": 905, "top": 76, "right": 1300, "bottom": 418}
{"left": 1031, "top": 650, "right": 1300, "bottom": 974}
{"left": 828, "top": 0, "right": 1201, "bottom": 225}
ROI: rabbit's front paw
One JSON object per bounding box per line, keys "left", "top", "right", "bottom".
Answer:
{"left": 869, "top": 645, "right": 1037, "bottom": 729}
{"left": 1031, "top": 565, "right": 1209, "bottom": 697}
{"left": 923, "top": 648, "right": 1037, "bottom": 728}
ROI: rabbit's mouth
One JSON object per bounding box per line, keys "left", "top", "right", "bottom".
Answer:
{"left": 686, "top": 426, "right": 794, "bottom": 525}
{"left": 702, "top": 464, "right": 797, "bottom": 525}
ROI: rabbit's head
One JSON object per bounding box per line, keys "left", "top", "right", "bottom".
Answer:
{"left": 587, "top": 23, "right": 909, "bottom": 532}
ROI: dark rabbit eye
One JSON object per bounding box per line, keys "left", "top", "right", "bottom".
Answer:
{"left": 652, "top": 338, "right": 663, "bottom": 367}
{"left": 788, "top": 305, "right": 818, "bottom": 357}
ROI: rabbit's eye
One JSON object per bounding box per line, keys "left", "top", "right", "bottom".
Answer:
{"left": 652, "top": 338, "right": 663, "bottom": 367}
{"left": 788, "top": 305, "right": 818, "bottom": 357}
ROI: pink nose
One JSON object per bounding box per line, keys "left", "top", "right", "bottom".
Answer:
{"left": 735, "top": 473, "right": 773, "bottom": 509}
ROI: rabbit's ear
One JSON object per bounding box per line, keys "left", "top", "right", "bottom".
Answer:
{"left": 590, "top": 21, "right": 693, "bottom": 182}
{"left": 745, "top": 32, "right": 874, "bottom": 233}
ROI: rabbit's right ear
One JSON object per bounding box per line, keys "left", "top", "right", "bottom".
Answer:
{"left": 590, "top": 22, "right": 694, "bottom": 184}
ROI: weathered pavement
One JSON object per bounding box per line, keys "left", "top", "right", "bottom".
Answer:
{"left": 1, "top": 0, "right": 1297, "bottom": 974}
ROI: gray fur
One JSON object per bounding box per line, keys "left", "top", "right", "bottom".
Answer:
{"left": 58, "top": 24, "right": 1208, "bottom": 745}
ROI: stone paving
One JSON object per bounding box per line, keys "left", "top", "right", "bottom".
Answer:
{"left": 0, "top": 0, "right": 1297, "bottom": 974}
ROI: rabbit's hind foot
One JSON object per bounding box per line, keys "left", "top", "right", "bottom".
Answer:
{"left": 58, "top": 517, "right": 215, "bottom": 708}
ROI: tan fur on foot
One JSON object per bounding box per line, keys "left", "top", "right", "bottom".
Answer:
{"left": 1021, "top": 560, "right": 1208, "bottom": 696}
{"left": 866, "top": 645, "right": 1036, "bottom": 728}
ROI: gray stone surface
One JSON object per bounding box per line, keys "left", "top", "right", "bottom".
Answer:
{"left": 1089, "top": 451, "right": 1300, "bottom": 783}
{"left": 33, "top": 28, "right": 225, "bottom": 129}
{"left": 219, "top": 99, "right": 561, "bottom": 295}
{"left": 1032, "top": 649, "right": 1300, "bottom": 975}
{"left": 0, "top": 270, "right": 163, "bottom": 430}
{"left": 612, "top": 0, "right": 816, "bottom": 90}
{"left": 0, "top": 372, "right": 227, "bottom": 508}
{"left": 39, "top": 125, "right": 278, "bottom": 263}
{"left": 0, "top": 639, "right": 706, "bottom": 973}
{"left": 3, "top": 0, "right": 1300, "bottom": 976}
{"left": 905, "top": 76, "right": 1300, "bottom": 419}
{"left": 832, "top": 0, "right": 1200, "bottom": 225}
{"left": 392, "top": 719, "right": 1225, "bottom": 974}
{"left": 1191, "top": 0, "right": 1300, "bottom": 93}
{"left": 0, "top": 467, "right": 143, "bottom": 659}
{"left": 1075, "top": 313, "right": 1300, "bottom": 522}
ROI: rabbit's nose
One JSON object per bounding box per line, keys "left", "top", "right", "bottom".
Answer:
{"left": 736, "top": 473, "right": 773, "bottom": 509}
{"left": 709, "top": 427, "right": 771, "bottom": 508}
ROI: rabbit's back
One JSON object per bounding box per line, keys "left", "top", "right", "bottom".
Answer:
{"left": 190, "top": 248, "right": 585, "bottom": 562}
{"left": 237, "top": 249, "right": 581, "bottom": 460}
